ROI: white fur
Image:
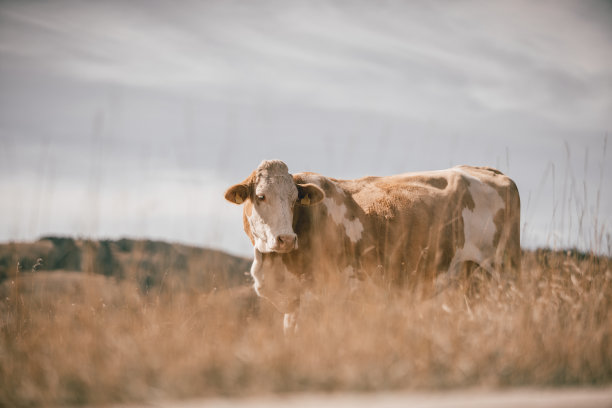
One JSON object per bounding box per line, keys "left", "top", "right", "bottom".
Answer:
{"left": 323, "top": 197, "right": 364, "bottom": 243}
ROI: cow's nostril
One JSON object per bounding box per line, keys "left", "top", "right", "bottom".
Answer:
{"left": 277, "top": 234, "right": 297, "bottom": 248}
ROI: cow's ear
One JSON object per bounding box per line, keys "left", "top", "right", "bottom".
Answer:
{"left": 296, "top": 183, "right": 324, "bottom": 206}
{"left": 224, "top": 184, "right": 249, "bottom": 205}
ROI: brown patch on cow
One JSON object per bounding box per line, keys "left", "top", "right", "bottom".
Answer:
{"left": 463, "top": 191, "right": 475, "bottom": 211}
{"left": 457, "top": 175, "right": 476, "bottom": 212}
{"left": 426, "top": 177, "right": 448, "bottom": 190}
{"left": 492, "top": 208, "right": 505, "bottom": 248}
{"left": 404, "top": 175, "right": 448, "bottom": 190}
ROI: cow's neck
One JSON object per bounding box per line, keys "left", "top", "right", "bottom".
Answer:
{"left": 284, "top": 175, "right": 373, "bottom": 288}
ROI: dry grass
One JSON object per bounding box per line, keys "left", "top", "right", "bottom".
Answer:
{"left": 1, "top": 249, "right": 611, "bottom": 407}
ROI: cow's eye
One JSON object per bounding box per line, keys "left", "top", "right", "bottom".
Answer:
{"left": 256, "top": 194, "right": 265, "bottom": 201}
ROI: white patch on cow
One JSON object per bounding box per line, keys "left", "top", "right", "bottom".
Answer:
{"left": 324, "top": 197, "right": 346, "bottom": 224}
{"left": 345, "top": 219, "right": 364, "bottom": 243}
{"left": 250, "top": 248, "right": 266, "bottom": 297}
{"left": 448, "top": 170, "right": 505, "bottom": 274}
{"left": 323, "top": 197, "right": 363, "bottom": 243}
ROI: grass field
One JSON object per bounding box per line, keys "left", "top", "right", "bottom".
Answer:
{"left": 1, "top": 245, "right": 611, "bottom": 407}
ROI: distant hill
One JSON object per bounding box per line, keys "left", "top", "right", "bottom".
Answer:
{"left": 0, "top": 237, "right": 253, "bottom": 293}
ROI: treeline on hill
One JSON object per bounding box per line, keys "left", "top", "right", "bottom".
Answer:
{"left": 1, "top": 237, "right": 607, "bottom": 296}
{"left": 0, "top": 237, "right": 252, "bottom": 293}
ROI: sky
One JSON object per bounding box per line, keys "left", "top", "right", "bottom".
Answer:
{"left": 0, "top": 0, "right": 611, "bottom": 257}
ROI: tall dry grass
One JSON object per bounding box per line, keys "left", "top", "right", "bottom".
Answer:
{"left": 1, "top": 248, "right": 611, "bottom": 407}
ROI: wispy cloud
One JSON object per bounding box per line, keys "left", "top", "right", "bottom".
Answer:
{"left": 0, "top": 0, "right": 610, "bottom": 252}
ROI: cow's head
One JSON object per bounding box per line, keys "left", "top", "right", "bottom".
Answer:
{"left": 225, "top": 160, "right": 324, "bottom": 253}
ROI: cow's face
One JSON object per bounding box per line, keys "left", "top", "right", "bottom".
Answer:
{"left": 225, "top": 160, "right": 324, "bottom": 253}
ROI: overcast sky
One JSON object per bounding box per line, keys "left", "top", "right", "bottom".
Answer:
{"left": 0, "top": 0, "right": 611, "bottom": 256}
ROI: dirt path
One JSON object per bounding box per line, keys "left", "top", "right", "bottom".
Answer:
{"left": 118, "top": 387, "right": 612, "bottom": 408}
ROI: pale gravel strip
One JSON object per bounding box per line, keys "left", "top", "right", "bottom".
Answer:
{"left": 116, "top": 387, "right": 612, "bottom": 408}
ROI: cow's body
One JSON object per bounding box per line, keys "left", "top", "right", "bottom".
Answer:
{"left": 225, "top": 161, "right": 520, "bottom": 332}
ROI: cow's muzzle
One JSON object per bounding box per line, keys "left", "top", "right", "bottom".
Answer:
{"left": 272, "top": 234, "right": 298, "bottom": 252}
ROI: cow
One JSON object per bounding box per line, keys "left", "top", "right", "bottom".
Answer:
{"left": 225, "top": 160, "right": 520, "bottom": 333}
